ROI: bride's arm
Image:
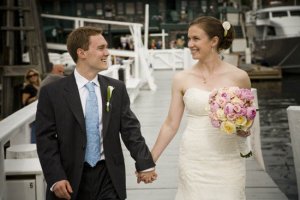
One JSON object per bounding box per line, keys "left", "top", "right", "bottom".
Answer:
{"left": 151, "top": 73, "right": 185, "bottom": 163}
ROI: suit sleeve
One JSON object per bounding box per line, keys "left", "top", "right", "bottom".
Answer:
{"left": 119, "top": 84, "right": 155, "bottom": 171}
{"left": 35, "top": 86, "right": 67, "bottom": 188}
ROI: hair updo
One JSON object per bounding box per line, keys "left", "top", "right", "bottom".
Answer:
{"left": 189, "top": 16, "right": 234, "bottom": 52}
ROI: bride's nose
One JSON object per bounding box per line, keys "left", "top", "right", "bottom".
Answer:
{"left": 188, "top": 39, "right": 194, "bottom": 48}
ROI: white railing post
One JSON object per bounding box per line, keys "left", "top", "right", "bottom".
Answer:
{"left": 144, "top": 4, "right": 149, "bottom": 49}
{"left": 287, "top": 106, "right": 300, "bottom": 197}
{"left": 251, "top": 88, "right": 265, "bottom": 170}
{"left": 0, "top": 142, "right": 5, "bottom": 200}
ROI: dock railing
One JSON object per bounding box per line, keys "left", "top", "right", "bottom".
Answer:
{"left": 0, "top": 101, "right": 36, "bottom": 200}
{"left": 287, "top": 106, "right": 300, "bottom": 197}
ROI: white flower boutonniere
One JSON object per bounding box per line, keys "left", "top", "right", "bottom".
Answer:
{"left": 106, "top": 86, "right": 114, "bottom": 112}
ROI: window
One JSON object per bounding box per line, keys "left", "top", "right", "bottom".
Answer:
{"left": 126, "top": 2, "right": 135, "bottom": 15}
{"left": 136, "top": 2, "right": 143, "bottom": 15}
{"left": 267, "top": 26, "right": 276, "bottom": 36}
{"left": 290, "top": 10, "right": 300, "bottom": 16}
{"left": 272, "top": 11, "right": 287, "bottom": 18}
{"left": 96, "top": 3, "right": 103, "bottom": 15}
{"left": 117, "top": 2, "right": 124, "bottom": 15}
{"left": 77, "top": 3, "right": 83, "bottom": 16}
{"left": 85, "top": 3, "right": 94, "bottom": 12}
{"left": 256, "top": 12, "right": 269, "bottom": 19}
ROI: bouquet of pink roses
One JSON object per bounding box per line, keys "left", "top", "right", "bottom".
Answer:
{"left": 208, "top": 87, "right": 257, "bottom": 157}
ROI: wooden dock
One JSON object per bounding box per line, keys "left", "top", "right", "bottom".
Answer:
{"left": 222, "top": 53, "right": 282, "bottom": 80}
{"left": 240, "top": 64, "right": 282, "bottom": 80}
{"left": 123, "top": 70, "right": 288, "bottom": 200}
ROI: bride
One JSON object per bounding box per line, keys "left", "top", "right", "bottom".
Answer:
{"left": 148, "top": 16, "right": 251, "bottom": 199}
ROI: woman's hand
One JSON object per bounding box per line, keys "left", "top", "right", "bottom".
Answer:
{"left": 136, "top": 170, "right": 157, "bottom": 184}
{"left": 237, "top": 129, "right": 251, "bottom": 137}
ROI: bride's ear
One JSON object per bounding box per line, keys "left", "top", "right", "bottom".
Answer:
{"left": 210, "top": 36, "right": 219, "bottom": 48}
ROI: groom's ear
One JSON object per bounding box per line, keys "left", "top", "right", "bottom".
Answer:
{"left": 77, "top": 48, "right": 86, "bottom": 59}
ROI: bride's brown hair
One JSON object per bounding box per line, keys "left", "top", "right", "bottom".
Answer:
{"left": 189, "top": 16, "right": 234, "bottom": 52}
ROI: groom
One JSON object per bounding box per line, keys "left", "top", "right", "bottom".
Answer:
{"left": 35, "top": 26, "right": 156, "bottom": 200}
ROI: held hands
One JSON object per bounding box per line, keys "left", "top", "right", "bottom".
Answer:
{"left": 136, "top": 170, "right": 157, "bottom": 184}
{"left": 52, "top": 180, "right": 73, "bottom": 200}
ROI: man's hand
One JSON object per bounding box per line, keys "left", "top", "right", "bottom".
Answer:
{"left": 53, "top": 180, "right": 73, "bottom": 199}
{"left": 136, "top": 170, "right": 157, "bottom": 184}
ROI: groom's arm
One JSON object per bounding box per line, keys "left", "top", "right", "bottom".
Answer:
{"left": 36, "top": 86, "right": 67, "bottom": 188}
{"left": 119, "top": 83, "right": 156, "bottom": 171}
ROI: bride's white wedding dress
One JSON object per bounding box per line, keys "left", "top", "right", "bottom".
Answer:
{"left": 175, "top": 88, "right": 246, "bottom": 200}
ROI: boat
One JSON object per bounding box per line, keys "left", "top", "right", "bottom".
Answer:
{"left": 252, "top": 5, "right": 300, "bottom": 72}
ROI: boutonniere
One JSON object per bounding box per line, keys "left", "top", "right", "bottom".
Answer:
{"left": 106, "top": 86, "right": 114, "bottom": 112}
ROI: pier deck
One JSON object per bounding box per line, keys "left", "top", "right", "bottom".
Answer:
{"left": 123, "top": 70, "right": 288, "bottom": 200}
{"left": 240, "top": 64, "right": 282, "bottom": 80}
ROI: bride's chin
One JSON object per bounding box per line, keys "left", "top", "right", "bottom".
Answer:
{"left": 191, "top": 54, "right": 199, "bottom": 60}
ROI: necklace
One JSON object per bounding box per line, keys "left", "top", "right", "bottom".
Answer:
{"left": 201, "top": 76, "right": 207, "bottom": 84}
{"left": 199, "top": 72, "right": 207, "bottom": 84}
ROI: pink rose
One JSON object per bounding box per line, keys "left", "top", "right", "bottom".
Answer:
{"left": 239, "top": 107, "right": 247, "bottom": 116}
{"left": 211, "top": 119, "right": 221, "bottom": 128}
{"left": 240, "top": 89, "right": 254, "bottom": 101}
{"left": 246, "top": 107, "right": 256, "bottom": 120}
{"left": 224, "top": 103, "right": 234, "bottom": 115}
{"left": 233, "top": 104, "right": 241, "bottom": 113}
{"left": 216, "top": 96, "right": 227, "bottom": 107}
{"left": 227, "top": 113, "right": 237, "bottom": 121}
{"left": 210, "top": 102, "right": 220, "bottom": 112}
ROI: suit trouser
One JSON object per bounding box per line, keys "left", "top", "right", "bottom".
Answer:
{"left": 77, "top": 160, "right": 121, "bottom": 200}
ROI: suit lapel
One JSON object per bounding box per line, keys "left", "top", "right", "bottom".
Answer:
{"left": 64, "top": 74, "right": 85, "bottom": 132}
{"left": 98, "top": 75, "right": 111, "bottom": 138}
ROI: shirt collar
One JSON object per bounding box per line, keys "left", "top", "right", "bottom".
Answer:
{"left": 74, "top": 68, "right": 100, "bottom": 89}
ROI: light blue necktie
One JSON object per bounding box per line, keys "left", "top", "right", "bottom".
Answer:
{"left": 84, "top": 82, "right": 101, "bottom": 167}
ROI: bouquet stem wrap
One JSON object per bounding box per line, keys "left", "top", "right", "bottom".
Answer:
{"left": 237, "top": 136, "right": 252, "bottom": 158}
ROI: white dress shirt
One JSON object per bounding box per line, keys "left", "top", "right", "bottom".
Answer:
{"left": 74, "top": 69, "right": 105, "bottom": 160}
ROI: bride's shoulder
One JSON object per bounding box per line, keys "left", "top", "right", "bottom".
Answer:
{"left": 173, "top": 69, "right": 192, "bottom": 81}
{"left": 224, "top": 63, "right": 248, "bottom": 78}
{"left": 223, "top": 63, "right": 251, "bottom": 88}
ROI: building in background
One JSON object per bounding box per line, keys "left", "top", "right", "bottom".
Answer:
{"left": 40, "top": 0, "right": 227, "bottom": 49}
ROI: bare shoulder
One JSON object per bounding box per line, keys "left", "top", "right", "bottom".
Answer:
{"left": 172, "top": 69, "right": 192, "bottom": 93}
{"left": 172, "top": 69, "right": 191, "bottom": 83}
{"left": 226, "top": 64, "right": 251, "bottom": 88}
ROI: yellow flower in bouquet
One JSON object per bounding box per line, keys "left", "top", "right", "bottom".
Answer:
{"left": 235, "top": 116, "right": 247, "bottom": 127}
{"left": 220, "top": 121, "right": 236, "bottom": 134}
